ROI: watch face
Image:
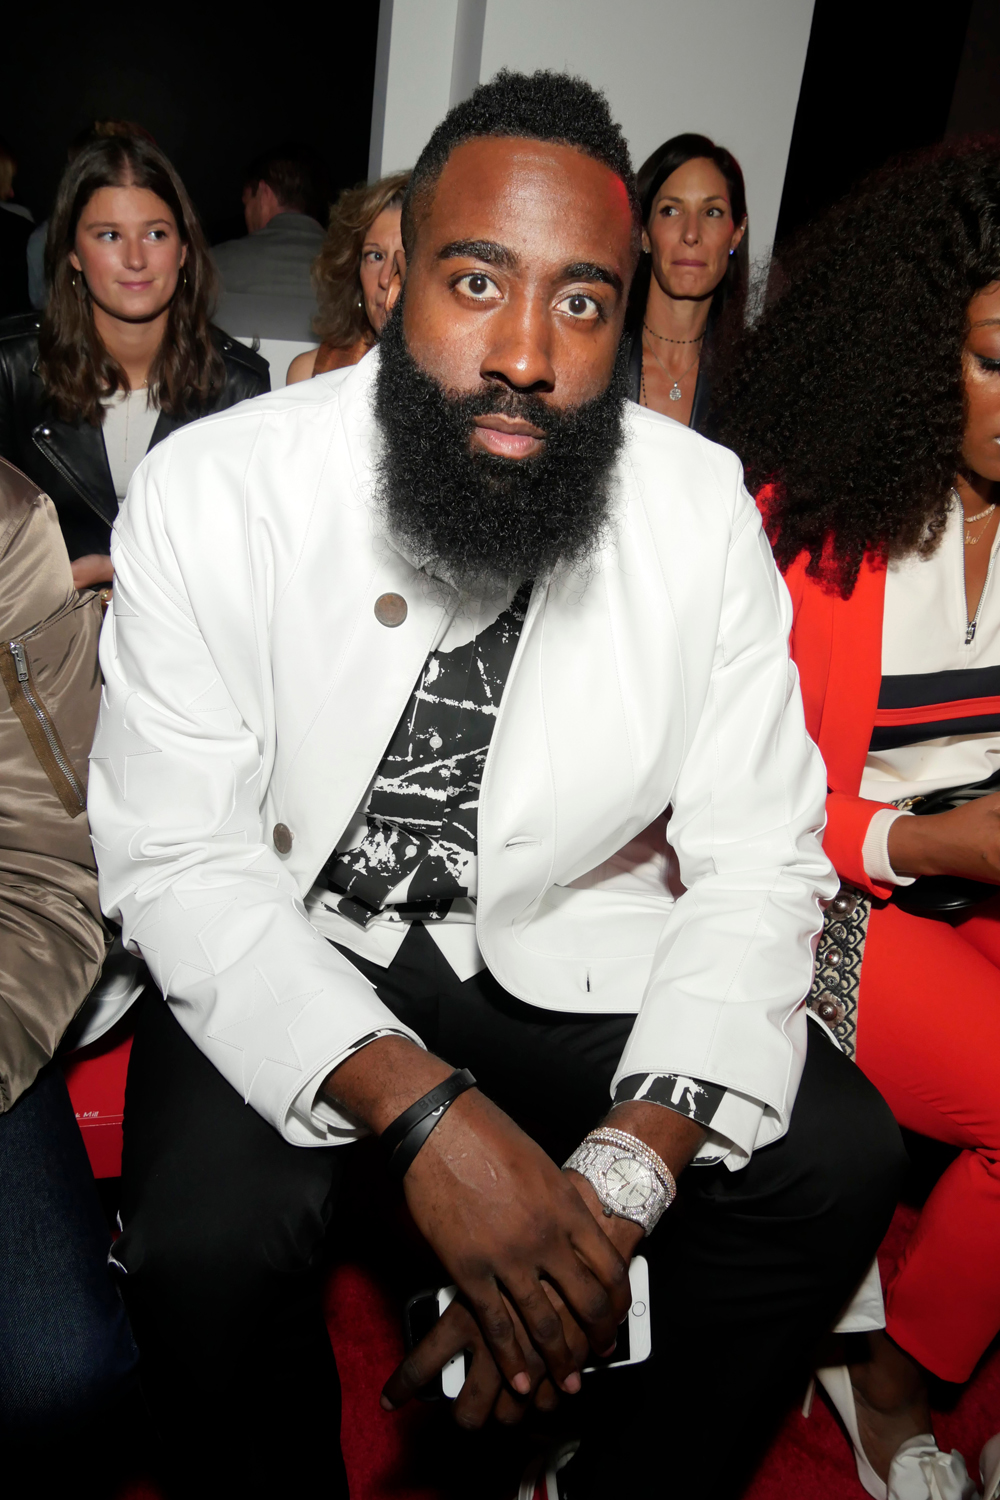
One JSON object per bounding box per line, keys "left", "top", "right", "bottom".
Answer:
{"left": 604, "top": 1154, "right": 655, "bottom": 1208}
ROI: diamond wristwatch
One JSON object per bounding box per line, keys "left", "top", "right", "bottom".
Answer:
{"left": 564, "top": 1126, "right": 677, "bottom": 1236}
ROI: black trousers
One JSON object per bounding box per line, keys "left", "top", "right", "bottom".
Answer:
{"left": 117, "top": 924, "right": 904, "bottom": 1499}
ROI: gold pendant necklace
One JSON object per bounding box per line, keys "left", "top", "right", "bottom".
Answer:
{"left": 956, "top": 486, "right": 998, "bottom": 546}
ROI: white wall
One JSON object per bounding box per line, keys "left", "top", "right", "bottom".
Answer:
{"left": 370, "top": 0, "right": 815, "bottom": 262}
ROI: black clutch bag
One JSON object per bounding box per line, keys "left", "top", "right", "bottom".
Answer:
{"left": 891, "top": 766, "right": 1000, "bottom": 914}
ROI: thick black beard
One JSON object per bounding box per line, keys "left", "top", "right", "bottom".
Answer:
{"left": 373, "top": 300, "right": 630, "bottom": 594}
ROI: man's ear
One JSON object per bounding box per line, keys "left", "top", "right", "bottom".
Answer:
{"left": 258, "top": 181, "right": 282, "bottom": 224}
{"left": 385, "top": 248, "right": 406, "bottom": 316}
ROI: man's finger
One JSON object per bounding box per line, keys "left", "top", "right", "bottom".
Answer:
{"left": 466, "top": 1282, "right": 533, "bottom": 1395}
{"left": 503, "top": 1273, "right": 582, "bottom": 1392}
{"left": 565, "top": 1202, "right": 632, "bottom": 1320}
{"left": 381, "top": 1302, "right": 478, "bottom": 1410}
{"left": 451, "top": 1343, "right": 504, "bottom": 1430}
{"left": 542, "top": 1280, "right": 591, "bottom": 1370}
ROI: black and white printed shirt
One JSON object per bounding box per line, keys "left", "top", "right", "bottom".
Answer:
{"left": 305, "top": 579, "right": 735, "bottom": 1161}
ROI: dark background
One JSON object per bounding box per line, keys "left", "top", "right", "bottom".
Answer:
{"left": 2, "top": 2, "right": 380, "bottom": 244}
{"left": 2, "top": 1, "right": 999, "bottom": 250}
{"left": 777, "top": 0, "right": 1000, "bottom": 244}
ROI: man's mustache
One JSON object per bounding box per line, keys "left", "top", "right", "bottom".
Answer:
{"left": 439, "top": 382, "right": 561, "bottom": 436}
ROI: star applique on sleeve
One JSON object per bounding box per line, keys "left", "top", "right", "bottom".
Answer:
{"left": 209, "top": 969, "right": 322, "bottom": 1101}
{"left": 89, "top": 690, "right": 160, "bottom": 795}
{"left": 130, "top": 886, "right": 236, "bottom": 992}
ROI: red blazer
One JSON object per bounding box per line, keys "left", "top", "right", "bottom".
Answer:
{"left": 776, "top": 540, "right": 897, "bottom": 899}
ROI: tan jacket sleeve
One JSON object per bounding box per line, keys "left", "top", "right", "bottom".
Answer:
{"left": 0, "top": 458, "right": 107, "bottom": 1110}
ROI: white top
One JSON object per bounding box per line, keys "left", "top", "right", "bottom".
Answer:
{"left": 102, "top": 388, "right": 160, "bottom": 501}
{"left": 861, "top": 497, "right": 1000, "bottom": 883}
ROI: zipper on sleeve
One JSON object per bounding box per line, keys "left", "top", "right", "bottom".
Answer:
{"left": 2, "top": 634, "right": 87, "bottom": 816}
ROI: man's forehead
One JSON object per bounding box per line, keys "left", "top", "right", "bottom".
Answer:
{"left": 419, "top": 136, "right": 634, "bottom": 261}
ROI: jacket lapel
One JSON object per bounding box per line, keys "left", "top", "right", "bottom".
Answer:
{"left": 818, "top": 555, "right": 886, "bottom": 796}
{"left": 32, "top": 417, "right": 117, "bottom": 527}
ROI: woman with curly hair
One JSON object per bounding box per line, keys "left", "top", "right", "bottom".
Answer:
{"left": 0, "top": 134, "right": 268, "bottom": 589}
{"left": 717, "top": 141, "right": 1000, "bottom": 1500}
{"left": 286, "top": 171, "right": 408, "bottom": 383}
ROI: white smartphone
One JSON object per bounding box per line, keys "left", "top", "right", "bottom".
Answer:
{"left": 430, "top": 1255, "right": 652, "bottom": 1398}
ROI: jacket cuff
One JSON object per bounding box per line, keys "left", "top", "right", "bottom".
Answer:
{"left": 288, "top": 1026, "right": 424, "bottom": 1142}
{"left": 823, "top": 791, "right": 898, "bottom": 898}
{"left": 612, "top": 1072, "right": 768, "bottom": 1171}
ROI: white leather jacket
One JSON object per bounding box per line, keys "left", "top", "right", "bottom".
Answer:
{"left": 88, "top": 351, "right": 836, "bottom": 1158}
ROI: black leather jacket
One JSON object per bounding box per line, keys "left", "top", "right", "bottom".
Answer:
{"left": 0, "top": 313, "right": 270, "bottom": 559}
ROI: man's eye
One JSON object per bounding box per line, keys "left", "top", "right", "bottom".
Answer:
{"left": 556, "top": 293, "right": 599, "bottom": 320}
{"left": 458, "top": 272, "right": 500, "bottom": 299}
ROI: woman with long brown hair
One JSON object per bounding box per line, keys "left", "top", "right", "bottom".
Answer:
{"left": 0, "top": 134, "right": 268, "bottom": 588}
{"left": 286, "top": 170, "right": 408, "bottom": 383}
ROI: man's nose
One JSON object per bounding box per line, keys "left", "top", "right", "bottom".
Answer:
{"left": 479, "top": 293, "right": 556, "bottom": 393}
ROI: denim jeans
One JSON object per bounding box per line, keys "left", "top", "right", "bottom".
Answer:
{"left": 0, "top": 1060, "right": 138, "bottom": 1448}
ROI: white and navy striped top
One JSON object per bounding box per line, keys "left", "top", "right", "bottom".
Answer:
{"left": 862, "top": 496, "right": 1000, "bottom": 883}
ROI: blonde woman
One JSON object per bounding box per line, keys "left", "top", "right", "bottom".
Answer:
{"left": 286, "top": 170, "right": 408, "bottom": 383}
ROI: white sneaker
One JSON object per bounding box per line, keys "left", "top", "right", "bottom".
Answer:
{"left": 517, "top": 1441, "right": 581, "bottom": 1500}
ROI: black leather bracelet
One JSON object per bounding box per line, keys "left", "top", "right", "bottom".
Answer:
{"left": 381, "top": 1068, "right": 477, "bottom": 1178}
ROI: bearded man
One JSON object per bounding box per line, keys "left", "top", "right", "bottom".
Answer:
{"left": 89, "top": 72, "right": 903, "bottom": 1500}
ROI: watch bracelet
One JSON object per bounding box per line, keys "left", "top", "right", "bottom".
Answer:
{"left": 585, "top": 1126, "right": 677, "bottom": 1204}
{"left": 563, "top": 1139, "right": 673, "bottom": 1234}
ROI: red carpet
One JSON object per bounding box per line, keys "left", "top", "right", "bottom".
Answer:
{"left": 110, "top": 1236, "right": 1000, "bottom": 1498}
{"left": 64, "top": 1040, "right": 1000, "bottom": 1496}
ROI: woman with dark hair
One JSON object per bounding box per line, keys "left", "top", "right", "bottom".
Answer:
{"left": 0, "top": 134, "right": 268, "bottom": 588}
{"left": 717, "top": 141, "right": 1000, "bottom": 1500}
{"left": 628, "top": 132, "right": 746, "bottom": 430}
{"left": 286, "top": 170, "right": 409, "bottom": 383}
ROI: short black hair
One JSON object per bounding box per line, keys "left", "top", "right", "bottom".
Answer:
{"left": 401, "top": 69, "right": 640, "bottom": 252}
{"left": 244, "top": 141, "right": 331, "bottom": 223}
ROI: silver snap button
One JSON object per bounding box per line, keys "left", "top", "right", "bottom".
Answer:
{"left": 831, "top": 891, "right": 858, "bottom": 917}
